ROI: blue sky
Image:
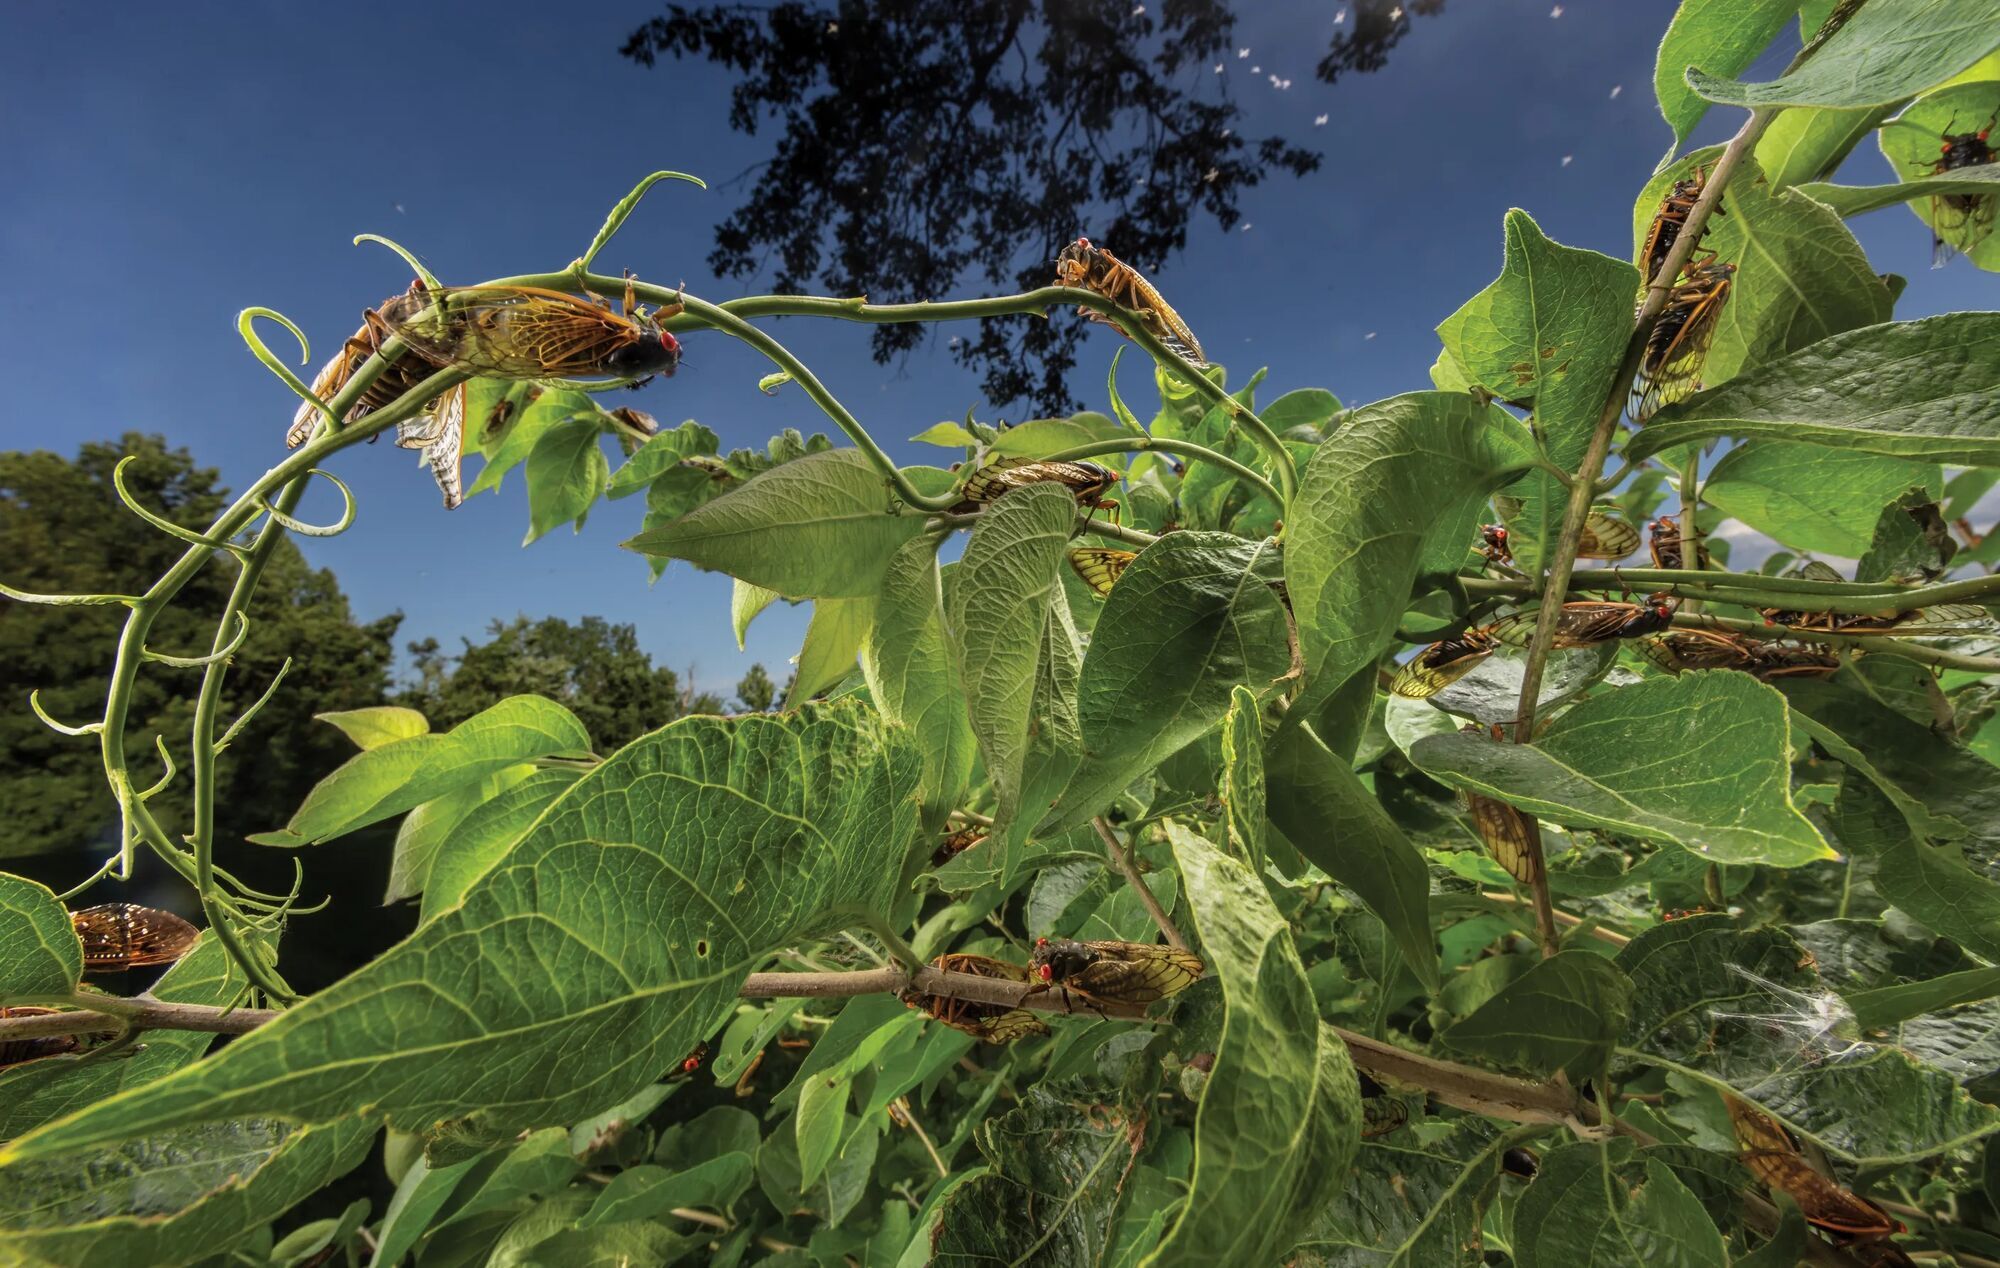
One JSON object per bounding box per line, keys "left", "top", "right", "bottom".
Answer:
{"left": 2, "top": 1, "right": 1991, "bottom": 701}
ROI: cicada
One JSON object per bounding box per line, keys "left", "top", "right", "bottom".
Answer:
{"left": 1725, "top": 1092, "right": 1910, "bottom": 1260}
{"left": 932, "top": 825, "right": 989, "bottom": 867}
{"left": 70, "top": 902, "right": 199, "bottom": 971}
{"left": 1026, "top": 937, "right": 1204, "bottom": 1013}
{"left": 0, "top": 1007, "right": 80, "bottom": 1068}
{"left": 669, "top": 1041, "right": 709, "bottom": 1080}
{"left": 1069, "top": 547, "right": 1137, "bottom": 597}
{"left": 1639, "top": 164, "right": 1720, "bottom": 284}
{"left": 1746, "top": 641, "right": 1842, "bottom": 679}
{"left": 285, "top": 284, "right": 471, "bottom": 508}
{"left": 1495, "top": 593, "right": 1679, "bottom": 647}
{"left": 1923, "top": 112, "right": 1998, "bottom": 266}
{"left": 1630, "top": 260, "right": 1735, "bottom": 424}
{"left": 1642, "top": 629, "right": 1755, "bottom": 674}
{"left": 1360, "top": 1095, "right": 1411, "bottom": 1139}
{"left": 380, "top": 280, "right": 683, "bottom": 384}
{"left": 899, "top": 953, "right": 1050, "bottom": 1044}
{"left": 950, "top": 457, "right": 1121, "bottom": 519}
{"left": 1477, "top": 511, "right": 1636, "bottom": 567}
{"left": 1054, "top": 237, "right": 1208, "bottom": 368}
{"left": 1476, "top": 524, "right": 1513, "bottom": 567}
{"left": 1647, "top": 514, "right": 1710, "bottom": 570}
{"left": 1390, "top": 627, "right": 1500, "bottom": 699}
{"left": 1466, "top": 792, "right": 1538, "bottom": 885}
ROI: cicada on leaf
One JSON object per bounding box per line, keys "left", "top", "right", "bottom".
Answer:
{"left": 1069, "top": 547, "right": 1136, "bottom": 597}
{"left": 380, "top": 281, "right": 683, "bottom": 385}
{"left": 1631, "top": 260, "right": 1735, "bottom": 424}
{"left": 1493, "top": 593, "right": 1680, "bottom": 648}
{"left": 0, "top": 1007, "right": 80, "bottom": 1068}
{"left": 1054, "top": 237, "right": 1208, "bottom": 368}
{"left": 1639, "top": 164, "right": 1720, "bottom": 284}
{"left": 1477, "top": 510, "right": 1636, "bottom": 567}
{"left": 1647, "top": 514, "right": 1710, "bottom": 570}
{"left": 1724, "top": 1092, "right": 1910, "bottom": 1261}
{"left": 1476, "top": 524, "right": 1513, "bottom": 567}
{"left": 70, "top": 902, "right": 199, "bottom": 971}
{"left": 1391, "top": 627, "right": 1500, "bottom": 699}
{"left": 932, "top": 825, "right": 989, "bottom": 867}
{"left": 1923, "top": 112, "right": 1997, "bottom": 266}
{"left": 899, "top": 953, "right": 1050, "bottom": 1044}
{"left": 951, "top": 457, "right": 1121, "bottom": 519}
{"left": 1026, "top": 937, "right": 1204, "bottom": 1013}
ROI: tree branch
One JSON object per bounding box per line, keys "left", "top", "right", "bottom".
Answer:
{"left": 1094, "top": 817, "right": 1189, "bottom": 951}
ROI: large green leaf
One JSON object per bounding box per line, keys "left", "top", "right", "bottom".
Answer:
{"left": 785, "top": 595, "right": 875, "bottom": 708}
{"left": 605, "top": 420, "right": 721, "bottom": 499}
{"left": 1413, "top": 674, "right": 1831, "bottom": 866}
{"left": 1700, "top": 440, "right": 1939, "bottom": 555}
{"left": 0, "top": 875, "right": 79, "bottom": 1002}
{"left": 1653, "top": 0, "right": 1800, "bottom": 149}
{"left": 948, "top": 484, "right": 1077, "bottom": 831}
{"left": 927, "top": 1090, "right": 1143, "bottom": 1267}
{"left": 249, "top": 696, "right": 591, "bottom": 847}
{"left": 861, "top": 537, "right": 976, "bottom": 828}
{"left": 522, "top": 417, "right": 608, "bottom": 545}
{"left": 1147, "top": 825, "right": 1360, "bottom": 1267}
{"left": 0, "top": 704, "right": 922, "bottom": 1165}
{"left": 0, "top": 1118, "right": 374, "bottom": 1268}
{"left": 1041, "top": 533, "right": 1291, "bottom": 834}
{"left": 1441, "top": 951, "right": 1634, "bottom": 1079}
{"left": 1293, "top": 1119, "right": 1510, "bottom": 1266}
{"left": 420, "top": 768, "right": 582, "bottom": 922}
{"left": 1266, "top": 724, "right": 1438, "bottom": 991}
{"left": 1285, "top": 393, "right": 1536, "bottom": 722}
{"left": 1802, "top": 164, "right": 2000, "bottom": 221}
{"left": 1686, "top": 0, "right": 2000, "bottom": 109}
{"left": 384, "top": 765, "right": 538, "bottom": 903}
{"left": 623, "top": 449, "right": 944, "bottom": 599}
{"left": 1514, "top": 1140, "right": 1726, "bottom": 1268}
{"left": 1877, "top": 837, "right": 2000, "bottom": 963}
{"left": 1755, "top": 99, "right": 1903, "bottom": 189}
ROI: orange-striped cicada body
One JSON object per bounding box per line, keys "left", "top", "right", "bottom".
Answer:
{"left": 932, "top": 825, "right": 989, "bottom": 867}
{"left": 1631, "top": 260, "right": 1735, "bottom": 424}
{"left": 1391, "top": 627, "right": 1500, "bottom": 699}
{"left": 899, "top": 953, "right": 1050, "bottom": 1044}
{"left": 1054, "top": 238, "right": 1208, "bottom": 369}
{"left": 1642, "top": 629, "right": 1756, "bottom": 674}
{"left": 0, "top": 1007, "right": 81, "bottom": 1068}
{"left": 1639, "top": 164, "right": 1720, "bottom": 284}
{"left": 1495, "top": 592, "right": 1680, "bottom": 648}
{"left": 1923, "top": 113, "right": 1998, "bottom": 266}
{"left": 70, "top": 902, "right": 199, "bottom": 971}
{"left": 1724, "top": 1093, "right": 1910, "bottom": 1259}
{"left": 1647, "top": 514, "right": 1710, "bottom": 570}
{"left": 951, "top": 457, "right": 1120, "bottom": 520}
{"left": 1026, "top": 937, "right": 1204, "bottom": 1013}
{"left": 380, "top": 281, "right": 683, "bottom": 385}
{"left": 1068, "top": 547, "right": 1136, "bottom": 597}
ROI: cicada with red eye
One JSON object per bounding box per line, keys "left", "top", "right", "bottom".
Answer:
{"left": 668, "top": 1041, "right": 709, "bottom": 1080}
{"left": 1054, "top": 237, "right": 1208, "bottom": 369}
{"left": 1477, "top": 524, "right": 1513, "bottom": 566}
{"left": 1026, "top": 937, "right": 1204, "bottom": 1013}
{"left": 951, "top": 457, "right": 1121, "bottom": 521}
{"left": 932, "top": 826, "right": 989, "bottom": 867}
{"left": 70, "top": 902, "right": 199, "bottom": 971}
{"left": 1069, "top": 547, "right": 1137, "bottom": 598}
{"left": 1923, "top": 112, "right": 1998, "bottom": 266}
{"left": 1648, "top": 514, "right": 1710, "bottom": 570}
{"left": 1476, "top": 511, "right": 1635, "bottom": 568}
{"left": 0, "top": 1007, "right": 81, "bottom": 1068}
{"left": 1495, "top": 592, "right": 1680, "bottom": 648}
{"left": 1643, "top": 629, "right": 1756, "bottom": 674}
{"left": 1390, "top": 627, "right": 1500, "bottom": 699}
{"left": 1639, "top": 164, "right": 1721, "bottom": 284}
{"left": 1631, "top": 260, "right": 1735, "bottom": 424}
{"left": 375, "top": 278, "right": 681, "bottom": 386}
{"left": 899, "top": 953, "right": 1050, "bottom": 1044}
{"left": 1725, "top": 1092, "right": 1911, "bottom": 1262}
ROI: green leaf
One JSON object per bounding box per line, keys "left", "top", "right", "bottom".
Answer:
{"left": 1148, "top": 825, "right": 1360, "bottom": 1267}
{"left": 1286, "top": 392, "right": 1537, "bottom": 722}
{"left": 522, "top": 417, "right": 609, "bottom": 545}
{"left": 1266, "top": 724, "right": 1438, "bottom": 991}
{"left": 786, "top": 596, "right": 874, "bottom": 709}
{"left": 371, "top": 1152, "right": 483, "bottom": 1268}
{"left": 732, "top": 577, "right": 781, "bottom": 649}
{"left": 909, "top": 420, "right": 979, "bottom": 448}
{"left": 1802, "top": 163, "right": 2000, "bottom": 220}
{"left": 1442, "top": 951, "right": 1634, "bottom": 1079}
{"left": 250, "top": 696, "right": 591, "bottom": 847}
{"left": 948, "top": 484, "right": 1078, "bottom": 831}
{"left": 1294, "top": 1119, "right": 1513, "bottom": 1266}
{"left": 1845, "top": 966, "right": 2000, "bottom": 1029}
{"left": 1756, "top": 99, "right": 1904, "bottom": 189}
{"left": 466, "top": 383, "right": 596, "bottom": 498}
{"left": 0, "top": 703, "right": 922, "bottom": 1164}
{"left": 1877, "top": 81, "right": 2000, "bottom": 271}
{"left": 795, "top": 1071, "right": 847, "bottom": 1189}
{"left": 991, "top": 413, "right": 1127, "bottom": 459}
{"left": 1700, "top": 440, "right": 1940, "bottom": 555}
{"left": 1686, "top": 0, "right": 2000, "bottom": 109}
{"left": 1261, "top": 388, "right": 1342, "bottom": 437}
{"left": 0, "top": 874, "right": 79, "bottom": 1001}
{"left": 314, "top": 706, "right": 429, "bottom": 751}
{"left": 1219, "top": 686, "right": 1265, "bottom": 870}
{"left": 927, "top": 1089, "right": 1143, "bottom": 1267}
{"left": 862, "top": 538, "right": 975, "bottom": 829}
{"left": 624, "top": 449, "right": 944, "bottom": 599}
{"left": 1514, "top": 1141, "right": 1726, "bottom": 1268}
{"left": 1438, "top": 210, "right": 1640, "bottom": 465}
{"left": 420, "top": 768, "right": 581, "bottom": 922}
{"left": 0, "top": 1118, "right": 374, "bottom": 1268}
{"left": 1857, "top": 486, "right": 1956, "bottom": 583}
{"left": 581, "top": 1155, "right": 755, "bottom": 1226}
{"left": 384, "top": 765, "right": 537, "bottom": 903}
{"left": 605, "top": 420, "right": 721, "bottom": 499}
{"left": 1878, "top": 837, "right": 2000, "bottom": 962}
{"left": 1653, "top": 0, "right": 1800, "bottom": 149}
{"left": 1041, "top": 533, "right": 1291, "bottom": 834}
{"left": 1410, "top": 674, "right": 1833, "bottom": 867}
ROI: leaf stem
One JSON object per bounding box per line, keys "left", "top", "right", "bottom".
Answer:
{"left": 1038, "top": 437, "right": 1282, "bottom": 509}
{"left": 1092, "top": 816, "right": 1188, "bottom": 951}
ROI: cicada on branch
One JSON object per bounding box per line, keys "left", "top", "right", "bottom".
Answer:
{"left": 1391, "top": 627, "right": 1500, "bottom": 699}
{"left": 1026, "top": 937, "right": 1204, "bottom": 1014}
{"left": 899, "top": 953, "right": 1049, "bottom": 1044}
{"left": 1639, "top": 164, "right": 1722, "bottom": 285}
{"left": 1630, "top": 260, "right": 1735, "bottom": 424}
{"left": 1647, "top": 514, "right": 1710, "bottom": 570}
{"left": 950, "top": 457, "right": 1120, "bottom": 521}
{"left": 1921, "top": 112, "right": 1997, "bottom": 266}
{"left": 1725, "top": 1092, "right": 1912, "bottom": 1264}
{"left": 1054, "top": 237, "right": 1208, "bottom": 369}
{"left": 1492, "top": 593, "right": 1680, "bottom": 648}
{"left": 70, "top": 902, "right": 199, "bottom": 971}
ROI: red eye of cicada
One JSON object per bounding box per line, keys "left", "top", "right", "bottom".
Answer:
{"left": 1038, "top": 964, "right": 1054, "bottom": 980}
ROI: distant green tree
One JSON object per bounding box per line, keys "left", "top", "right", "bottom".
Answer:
{"left": 733, "top": 662, "right": 777, "bottom": 713}
{"left": 0, "top": 435, "right": 401, "bottom": 860}
{"left": 400, "top": 615, "right": 708, "bottom": 750}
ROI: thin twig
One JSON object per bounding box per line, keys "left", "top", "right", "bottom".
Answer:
{"left": 1093, "top": 816, "right": 1188, "bottom": 951}
{"left": 1478, "top": 890, "right": 1631, "bottom": 947}
{"left": 893, "top": 1096, "right": 950, "bottom": 1178}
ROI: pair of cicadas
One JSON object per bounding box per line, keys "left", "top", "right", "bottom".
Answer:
{"left": 1758, "top": 561, "right": 1990, "bottom": 635}
{"left": 1643, "top": 629, "right": 1840, "bottom": 680}
{"left": 1647, "top": 513, "right": 1710, "bottom": 570}
{"left": 1390, "top": 594, "right": 1680, "bottom": 699}
{"left": 1631, "top": 164, "right": 1736, "bottom": 424}
{"left": 902, "top": 938, "right": 1205, "bottom": 1040}
{"left": 288, "top": 279, "right": 682, "bottom": 508}
{"left": 898, "top": 952, "right": 1051, "bottom": 1045}
{"left": 1476, "top": 509, "right": 1639, "bottom": 569}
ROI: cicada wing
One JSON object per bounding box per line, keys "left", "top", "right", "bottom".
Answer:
{"left": 1390, "top": 639, "right": 1496, "bottom": 698}
{"left": 1069, "top": 547, "right": 1136, "bottom": 597}
{"left": 1073, "top": 942, "right": 1204, "bottom": 1003}
{"left": 419, "top": 383, "right": 468, "bottom": 510}
{"left": 1464, "top": 792, "right": 1538, "bottom": 885}
{"left": 974, "top": 1009, "right": 1053, "bottom": 1044}
{"left": 1575, "top": 511, "right": 1642, "bottom": 560}
{"left": 1631, "top": 269, "right": 1732, "bottom": 424}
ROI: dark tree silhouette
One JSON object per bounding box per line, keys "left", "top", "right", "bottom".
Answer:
{"left": 623, "top": 1, "right": 1440, "bottom": 414}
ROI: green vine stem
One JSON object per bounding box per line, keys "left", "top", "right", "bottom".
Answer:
{"left": 1672, "top": 613, "right": 2000, "bottom": 673}
{"left": 1037, "top": 437, "right": 1283, "bottom": 509}
{"left": 570, "top": 170, "right": 707, "bottom": 276}
{"left": 1462, "top": 569, "right": 2000, "bottom": 614}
